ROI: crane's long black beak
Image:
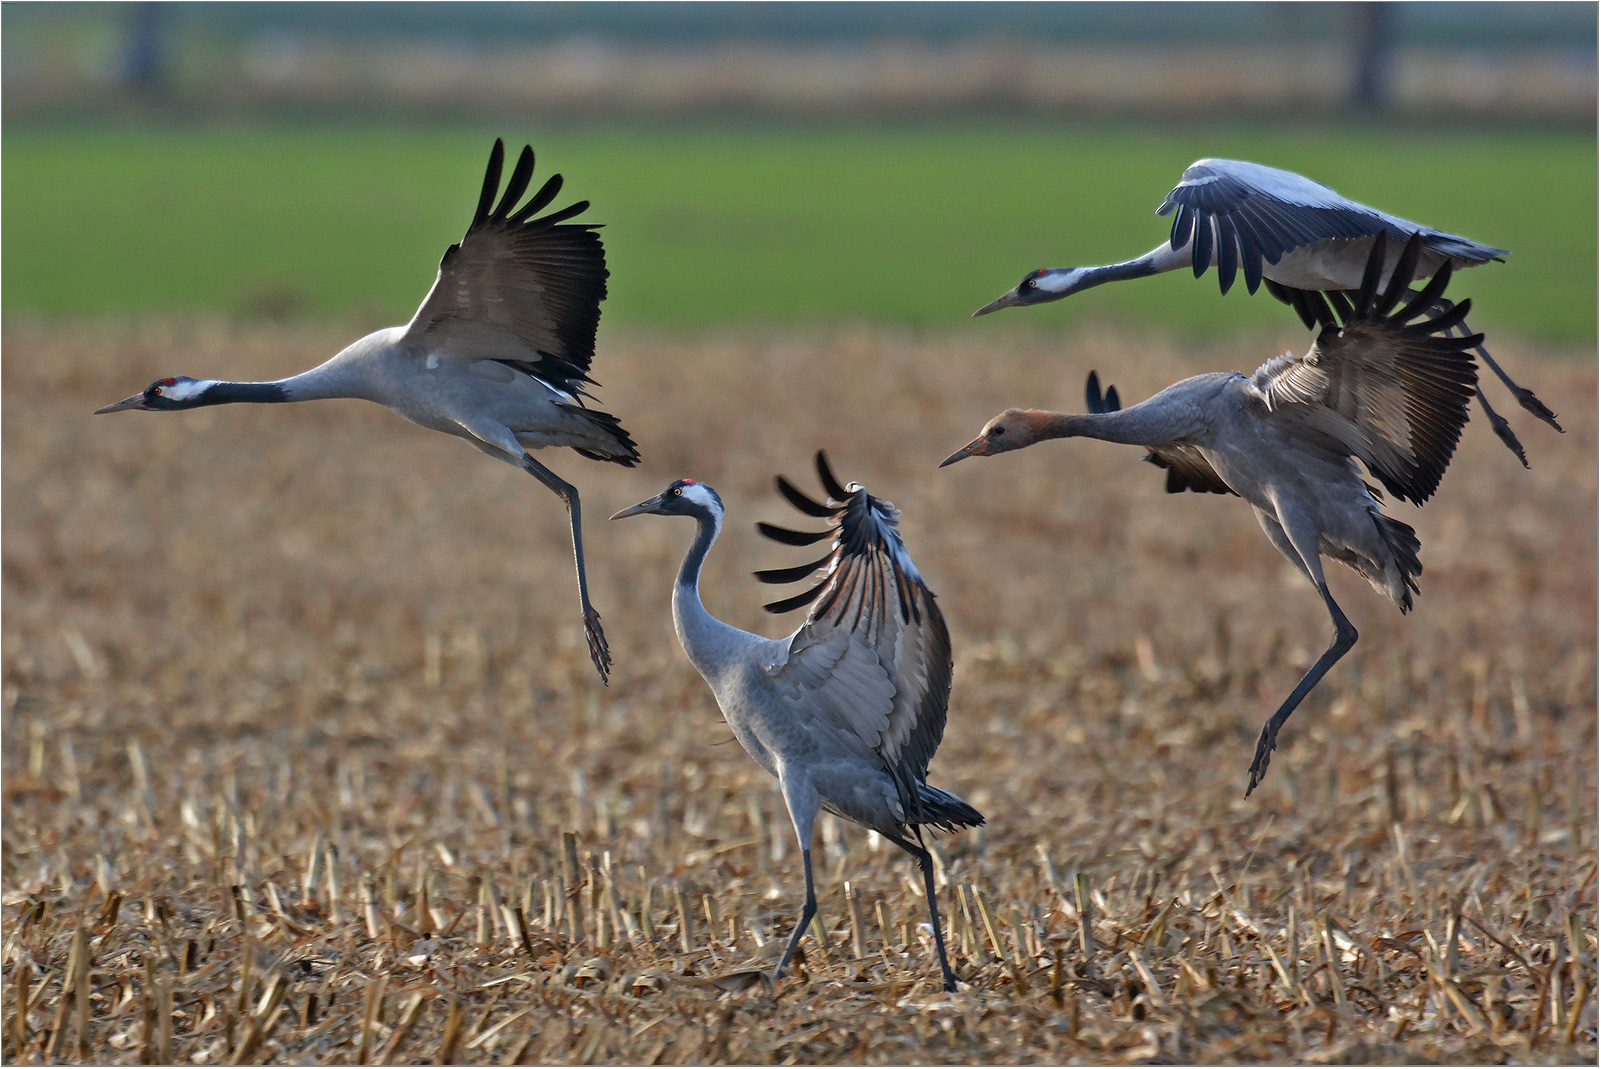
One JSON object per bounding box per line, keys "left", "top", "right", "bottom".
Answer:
{"left": 610, "top": 494, "right": 665, "bottom": 520}
{"left": 972, "top": 288, "right": 1022, "bottom": 317}
{"left": 94, "top": 393, "right": 148, "bottom": 414}
{"left": 939, "top": 436, "right": 988, "bottom": 468}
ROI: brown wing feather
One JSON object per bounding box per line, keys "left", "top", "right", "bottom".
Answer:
{"left": 1249, "top": 233, "right": 1479, "bottom": 505}
{"left": 1143, "top": 445, "right": 1237, "bottom": 496}
{"left": 403, "top": 140, "right": 608, "bottom": 394}
{"left": 759, "top": 453, "right": 954, "bottom": 804}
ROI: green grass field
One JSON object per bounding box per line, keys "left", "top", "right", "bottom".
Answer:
{"left": 5, "top": 124, "right": 1595, "bottom": 340}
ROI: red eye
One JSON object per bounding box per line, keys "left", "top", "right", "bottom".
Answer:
{"left": 151, "top": 386, "right": 163, "bottom": 395}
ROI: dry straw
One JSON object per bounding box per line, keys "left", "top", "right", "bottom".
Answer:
{"left": 1, "top": 322, "right": 1595, "bottom": 1061}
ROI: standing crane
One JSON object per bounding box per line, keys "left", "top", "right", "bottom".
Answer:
{"left": 972, "top": 158, "right": 1558, "bottom": 465}
{"left": 945, "top": 234, "right": 1479, "bottom": 796}
{"left": 610, "top": 452, "right": 982, "bottom": 991}
{"left": 95, "top": 139, "right": 633, "bottom": 682}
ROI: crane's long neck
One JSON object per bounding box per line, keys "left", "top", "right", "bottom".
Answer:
{"left": 1037, "top": 241, "right": 1190, "bottom": 300}
{"left": 671, "top": 510, "right": 749, "bottom": 680}
{"left": 187, "top": 360, "right": 374, "bottom": 407}
{"left": 1024, "top": 396, "right": 1203, "bottom": 448}
{"left": 180, "top": 332, "right": 399, "bottom": 408}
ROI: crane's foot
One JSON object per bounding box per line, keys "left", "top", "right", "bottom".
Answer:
{"left": 1244, "top": 725, "right": 1278, "bottom": 799}
{"left": 1481, "top": 401, "right": 1530, "bottom": 469}
{"left": 1512, "top": 386, "right": 1562, "bottom": 432}
{"left": 940, "top": 967, "right": 961, "bottom": 993}
{"left": 584, "top": 607, "right": 612, "bottom": 685}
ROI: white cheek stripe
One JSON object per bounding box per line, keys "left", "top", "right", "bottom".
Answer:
{"left": 680, "top": 483, "right": 724, "bottom": 533}
{"left": 1037, "top": 271, "right": 1079, "bottom": 294}
{"left": 165, "top": 379, "right": 219, "bottom": 401}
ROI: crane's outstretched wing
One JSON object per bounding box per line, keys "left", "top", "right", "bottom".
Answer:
{"left": 402, "top": 140, "right": 608, "bottom": 396}
{"left": 754, "top": 452, "right": 955, "bottom": 825}
{"left": 1246, "top": 232, "right": 1480, "bottom": 505}
{"left": 1086, "top": 371, "right": 1236, "bottom": 497}
{"left": 1156, "top": 158, "right": 1506, "bottom": 297}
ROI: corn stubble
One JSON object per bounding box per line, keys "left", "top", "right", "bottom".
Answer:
{"left": 3, "top": 319, "right": 1596, "bottom": 1062}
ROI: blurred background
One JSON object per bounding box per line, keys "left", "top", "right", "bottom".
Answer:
{"left": 4, "top": 1, "right": 1597, "bottom": 339}
{"left": 4, "top": 12, "right": 1596, "bottom": 1059}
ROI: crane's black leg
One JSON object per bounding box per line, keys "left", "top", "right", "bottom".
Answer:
{"left": 773, "top": 848, "right": 818, "bottom": 982}
{"left": 519, "top": 453, "right": 612, "bottom": 683}
{"left": 889, "top": 830, "right": 960, "bottom": 992}
{"left": 1245, "top": 581, "right": 1358, "bottom": 798}
{"left": 1472, "top": 383, "right": 1528, "bottom": 469}
{"left": 1429, "top": 296, "right": 1561, "bottom": 433}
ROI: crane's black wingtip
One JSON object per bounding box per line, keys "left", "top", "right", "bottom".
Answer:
{"left": 814, "top": 451, "right": 849, "bottom": 501}
{"left": 776, "top": 475, "right": 834, "bottom": 518}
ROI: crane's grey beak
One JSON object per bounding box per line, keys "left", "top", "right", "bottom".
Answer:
{"left": 610, "top": 494, "right": 665, "bottom": 520}
{"left": 939, "top": 436, "right": 989, "bottom": 467}
{"left": 971, "top": 288, "right": 1021, "bottom": 317}
{"left": 94, "top": 393, "right": 149, "bottom": 414}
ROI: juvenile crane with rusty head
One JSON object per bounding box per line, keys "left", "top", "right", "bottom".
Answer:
{"left": 948, "top": 233, "right": 1481, "bottom": 796}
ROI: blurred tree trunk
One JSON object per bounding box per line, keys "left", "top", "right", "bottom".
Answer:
{"left": 125, "top": 1, "right": 166, "bottom": 95}
{"left": 1350, "top": 1, "right": 1392, "bottom": 112}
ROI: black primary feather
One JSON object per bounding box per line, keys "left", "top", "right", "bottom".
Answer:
{"left": 775, "top": 475, "right": 834, "bottom": 517}
{"left": 754, "top": 555, "right": 834, "bottom": 585}
{"left": 493, "top": 145, "right": 535, "bottom": 220}
{"left": 757, "top": 522, "right": 832, "bottom": 546}
{"left": 472, "top": 138, "right": 504, "bottom": 227}
{"left": 815, "top": 450, "right": 850, "bottom": 502}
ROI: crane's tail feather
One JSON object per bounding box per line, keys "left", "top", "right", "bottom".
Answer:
{"left": 560, "top": 405, "right": 640, "bottom": 467}
{"left": 1375, "top": 514, "right": 1422, "bottom": 613}
{"left": 914, "top": 783, "right": 984, "bottom": 832}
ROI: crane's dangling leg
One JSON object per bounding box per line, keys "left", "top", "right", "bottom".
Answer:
{"left": 519, "top": 453, "right": 613, "bottom": 684}
{"left": 1470, "top": 383, "right": 1528, "bottom": 469}
{"left": 1427, "top": 295, "right": 1561, "bottom": 434}
{"left": 1440, "top": 317, "right": 1529, "bottom": 467}
{"left": 773, "top": 778, "right": 821, "bottom": 983}
{"left": 1246, "top": 580, "right": 1358, "bottom": 798}
{"left": 888, "top": 829, "right": 961, "bottom": 992}
{"left": 1246, "top": 511, "right": 1358, "bottom": 798}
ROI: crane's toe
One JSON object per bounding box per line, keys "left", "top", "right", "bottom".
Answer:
{"left": 1480, "top": 403, "right": 1531, "bottom": 469}
{"left": 1513, "top": 388, "right": 1562, "bottom": 432}
{"left": 1245, "top": 727, "right": 1278, "bottom": 798}
{"left": 584, "top": 608, "right": 612, "bottom": 684}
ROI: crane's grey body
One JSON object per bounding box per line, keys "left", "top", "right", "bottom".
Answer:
{"left": 1074, "top": 371, "right": 1418, "bottom": 612}
{"left": 96, "top": 140, "right": 635, "bottom": 681}
{"left": 274, "top": 327, "right": 629, "bottom": 460}
{"left": 613, "top": 457, "right": 981, "bottom": 991}
{"left": 975, "top": 157, "right": 1557, "bottom": 464}
{"left": 949, "top": 234, "right": 1477, "bottom": 796}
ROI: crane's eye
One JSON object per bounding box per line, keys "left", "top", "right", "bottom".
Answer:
{"left": 150, "top": 386, "right": 163, "bottom": 395}
{"left": 670, "top": 487, "right": 682, "bottom": 497}
{"left": 992, "top": 425, "right": 1005, "bottom": 436}
{"left": 1022, "top": 278, "right": 1036, "bottom": 290}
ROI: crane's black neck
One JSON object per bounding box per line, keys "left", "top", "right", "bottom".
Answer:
{"left": 675, "top": 509, "right": 722, "bottom": 595}
{"left": 1036, "top": 257, "right": 1166, "bottom": 303}
{"left": 196, "top": 382, "right": 290, "bottom": 406}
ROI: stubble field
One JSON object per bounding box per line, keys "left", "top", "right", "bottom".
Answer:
{"left": 3, "top": 319, "right": 1596, "bottom": 1063}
